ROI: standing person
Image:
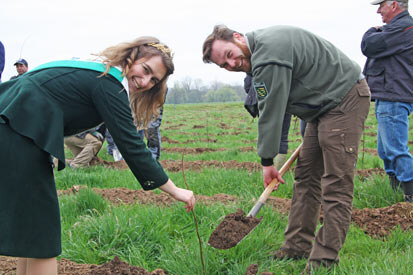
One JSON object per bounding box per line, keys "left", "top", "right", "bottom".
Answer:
{"left": 0, "top": 37, "right": 195, "bottom": 275}
{"left": 64, "top": 124, "right": 106, "bottom": 168}
{"left": 10, "top": 58, "right": 28, "bottom": 80}
{"left": 202, "top": 25, "right": 370, "bottom": 273}
{"left": 0, "top": 41, "right": 4, "bottom": 83}
{"left": 361, "top": 0, "right": 413, "bottom": 202}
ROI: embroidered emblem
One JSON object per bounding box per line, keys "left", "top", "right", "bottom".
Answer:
{"left": 254, "top": 82, "right": 268, "bottom": 99}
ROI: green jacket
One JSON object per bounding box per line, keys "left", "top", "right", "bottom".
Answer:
{"left": 246, "top": 26, "right": 361, "bottom": 161}
{"left": 0, "top": 67, "right": 168, "bottom": 190}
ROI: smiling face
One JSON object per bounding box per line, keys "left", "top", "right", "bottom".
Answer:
{"left": 126, "top": 55, "right": 167, "bottom": 93}
{"left": 210, "top": 33, "right": 251, "bottom": 73}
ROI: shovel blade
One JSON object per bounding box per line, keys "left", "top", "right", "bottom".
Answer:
{"left": 208, "top": 209, "right": 262, "bottom": 249}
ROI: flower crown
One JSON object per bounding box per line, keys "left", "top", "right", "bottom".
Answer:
{"left": 146, "top": 42, "right": 172, "bottom": 57}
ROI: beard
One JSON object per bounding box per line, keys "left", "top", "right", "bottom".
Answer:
{"left": 235, "top": 40, "right": 252, "bottom": 73}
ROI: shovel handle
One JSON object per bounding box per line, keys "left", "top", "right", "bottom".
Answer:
{"left": 247, "top": 143, "right": 303, "bottom": 217}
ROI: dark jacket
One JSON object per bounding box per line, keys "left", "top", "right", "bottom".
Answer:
{"left": 361, "top": 10, "right": 413, "bottom": 103}
{"left": 0, "top": 67, "right": 168, "bottom": 190}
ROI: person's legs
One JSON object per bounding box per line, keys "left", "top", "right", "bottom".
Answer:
{"left": 64, "top": 136, "right": 82, "bottom": 157}
{"left": 308, "top": 80, "right": 370, "bottom": 266}
{"left": 69, "top": 134, "right": 102, "bottom": 167}
{"left": 376, "top": 101, "right": 413, "bottom": 182}
{"left": 376, "top": 101, "right": 413, "bottom": 199}
{"left": 17, "top": 258, "right": 27, "bottom": 275}
{"left": 27, "top": 257, "right": 57, "bottom": 275}
{"left": 276, "top": 121, "right": 323, "bottom": 259}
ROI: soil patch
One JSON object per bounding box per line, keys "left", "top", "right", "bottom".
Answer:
{"left": 356, "top": 168, "right": 385, "bottom": 180}
{"left": 58, "top": 187, "right": 238, "bottom": 207}
{"left": 159, "top": 160, "right": 261, "bottom": 172}
{"left": 351, "top": 202, "right": 413, "bottom": 238}
{"left": 89, "top": 157, "right": 129, "bottom": 169}
{"left": 162, "top": 147, "right": 225, "bottom": 154}
{"left": 208, "top": 209, "right": 262, "bottom": 249}
{"left": 0, "top": 256, "right": 167, "bottom": 275}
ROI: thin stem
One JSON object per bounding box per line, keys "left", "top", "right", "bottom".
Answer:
{"left": 181, "top": 153, "right": 206, "bottom": 275}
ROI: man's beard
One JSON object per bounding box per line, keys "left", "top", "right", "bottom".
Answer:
{"left": 235, "top": 40, "right": 252, "bottom": 72}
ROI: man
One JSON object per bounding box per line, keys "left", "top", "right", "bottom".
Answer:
{"left": 361, "top": 0, "right": 413, "bottom": 203}
{"left": 202, "top": 25, "right": 370, "bottom": 273}
{"left": 10, "top": 58, "right": 28, "bottom": 80}
{"left": 64, "top": 124, "right": 106, "bottom": 168}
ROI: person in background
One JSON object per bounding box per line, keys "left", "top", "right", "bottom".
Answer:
{"left": 0, "top": 41, "right": 4, "bottom": 83}
{"left": 107, "top": 108, "right": 164, "bottom": 161}
{"left": 64, "top": 124, "right": 106, "bottom": 168}
{"left": 361, "top": 0, "right": 413, "bottom": 202}
{"left": 10, "top": 58, "right": 28, "bottom": 80}
{"left": 0, "top": 37, "right": 195, "bottom": 275}
{"left": 203, "top": 24, "right": 370, "bottom": 273}
{"left": 138, "top": 107, "right": 164, "bottom": 160}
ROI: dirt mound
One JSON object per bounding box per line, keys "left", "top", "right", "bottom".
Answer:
{"left": 0, "top": 256, "right": 167, "bottom": 275}
{"left": 245, "top": 264, "right": 274, "bottom": 275}
{"left": 352, "top": 202, "right": 413, "bottom": 237}
{"left": 208, "top": 209, "right": 262, "bottom": 249}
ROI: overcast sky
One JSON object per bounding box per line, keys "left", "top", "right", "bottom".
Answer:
{"left": 1, "top": 0, "right": 410, "bottom": 86}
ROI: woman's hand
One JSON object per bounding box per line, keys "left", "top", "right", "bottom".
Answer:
{"left": 262, "top": 165, "right": 284, "bottom": 189}
{"left": 159, "top": 179, "right": 196, "bottom": 212}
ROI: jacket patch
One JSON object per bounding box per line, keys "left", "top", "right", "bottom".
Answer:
{"left": 254, "top": 82, "right": 268, "bottom": 99}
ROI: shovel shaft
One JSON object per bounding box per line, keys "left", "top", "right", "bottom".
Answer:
{"left": 247, "top": 143, "right": 303, "bottom": 217}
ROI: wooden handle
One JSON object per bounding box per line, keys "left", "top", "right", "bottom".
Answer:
{"left": 247, "top": 143, "right": 303, "bottom": 217}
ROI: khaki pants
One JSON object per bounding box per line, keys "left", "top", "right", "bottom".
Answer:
{"left": 64, "top": 133, "right": 102, "bottom": 168}
{"left": 282, "top": 79, "right": 370, "bottom": 263}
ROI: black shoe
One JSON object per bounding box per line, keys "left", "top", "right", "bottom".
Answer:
{"left": 402, "top": 181, "right": 413, "bottom": 202}
{"left": 389, "top": 174, "right": 401, "bottom": 191}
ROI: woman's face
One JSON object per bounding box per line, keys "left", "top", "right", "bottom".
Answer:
{"left": 127, "top": 55, "right": 167, "bottom": 93}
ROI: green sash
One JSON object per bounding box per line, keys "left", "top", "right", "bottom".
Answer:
{"left": 31, "top": 60, "right": 124, "bottom": 83}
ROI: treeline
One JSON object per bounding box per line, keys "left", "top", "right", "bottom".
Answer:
{"left": 166, "top": 77, "right": 246, "bottom": 104}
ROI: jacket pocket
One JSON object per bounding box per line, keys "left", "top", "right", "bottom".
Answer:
{"left": 365, "top": 67, "right": 385, "bottom": 91}
{"left": 356, "top": 80, "right": 371, "bottom": 97}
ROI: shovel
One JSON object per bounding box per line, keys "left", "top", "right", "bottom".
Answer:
{"left": 208, "top": 143, "right": 303, "bottom": 249}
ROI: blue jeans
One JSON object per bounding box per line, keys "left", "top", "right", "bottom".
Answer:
{"left": 376, "top": 100, "right": 413, "bottom": 182}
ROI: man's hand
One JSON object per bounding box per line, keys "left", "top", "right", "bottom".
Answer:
{"left": 262, "top": 165, "right": 285, "bottom": 189}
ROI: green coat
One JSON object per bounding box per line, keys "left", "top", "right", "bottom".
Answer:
{"left": 246, "top": 26, "right": 361, "bottom": 161}
{"left": 0, "top": 67, "right": 168, "bottom": 190}
{"left": 0, "top": 67, "right": 168, "bottom": 257}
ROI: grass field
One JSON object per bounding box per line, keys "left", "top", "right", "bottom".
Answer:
{"left": 54, "top": 102, "right": 413, "bottom": 275}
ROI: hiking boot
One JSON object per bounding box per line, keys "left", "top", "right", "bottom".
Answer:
{"left": 389, "top": 174, "right": 401, "bottom": 192}
{"left": 273, "top": 248, "right": 309, "bottom": 260}
{"left": 402, "top": 181, "right": 413, "bottom": 203}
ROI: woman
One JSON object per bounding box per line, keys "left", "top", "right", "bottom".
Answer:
{"left": 0, "top": 37, "right": 195, "bottom": 275}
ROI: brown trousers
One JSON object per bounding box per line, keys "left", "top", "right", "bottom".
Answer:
{"left": 282, "top": 79, "right": 371, "bottom": 263}
{"left": 64, "top": 133, "right": 102, "bottom": 167}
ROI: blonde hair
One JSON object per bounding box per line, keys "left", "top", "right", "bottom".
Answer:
{"left": 97, "top": 37, "right": 174, "bottom": 128}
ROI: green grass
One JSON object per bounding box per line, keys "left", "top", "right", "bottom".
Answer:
{"left": 55, "top": 102, "right": 413, "bottom": 274}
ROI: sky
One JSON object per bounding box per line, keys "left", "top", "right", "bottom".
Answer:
{"left": 1, "top": 0, "right": 410, "bottom": 87}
